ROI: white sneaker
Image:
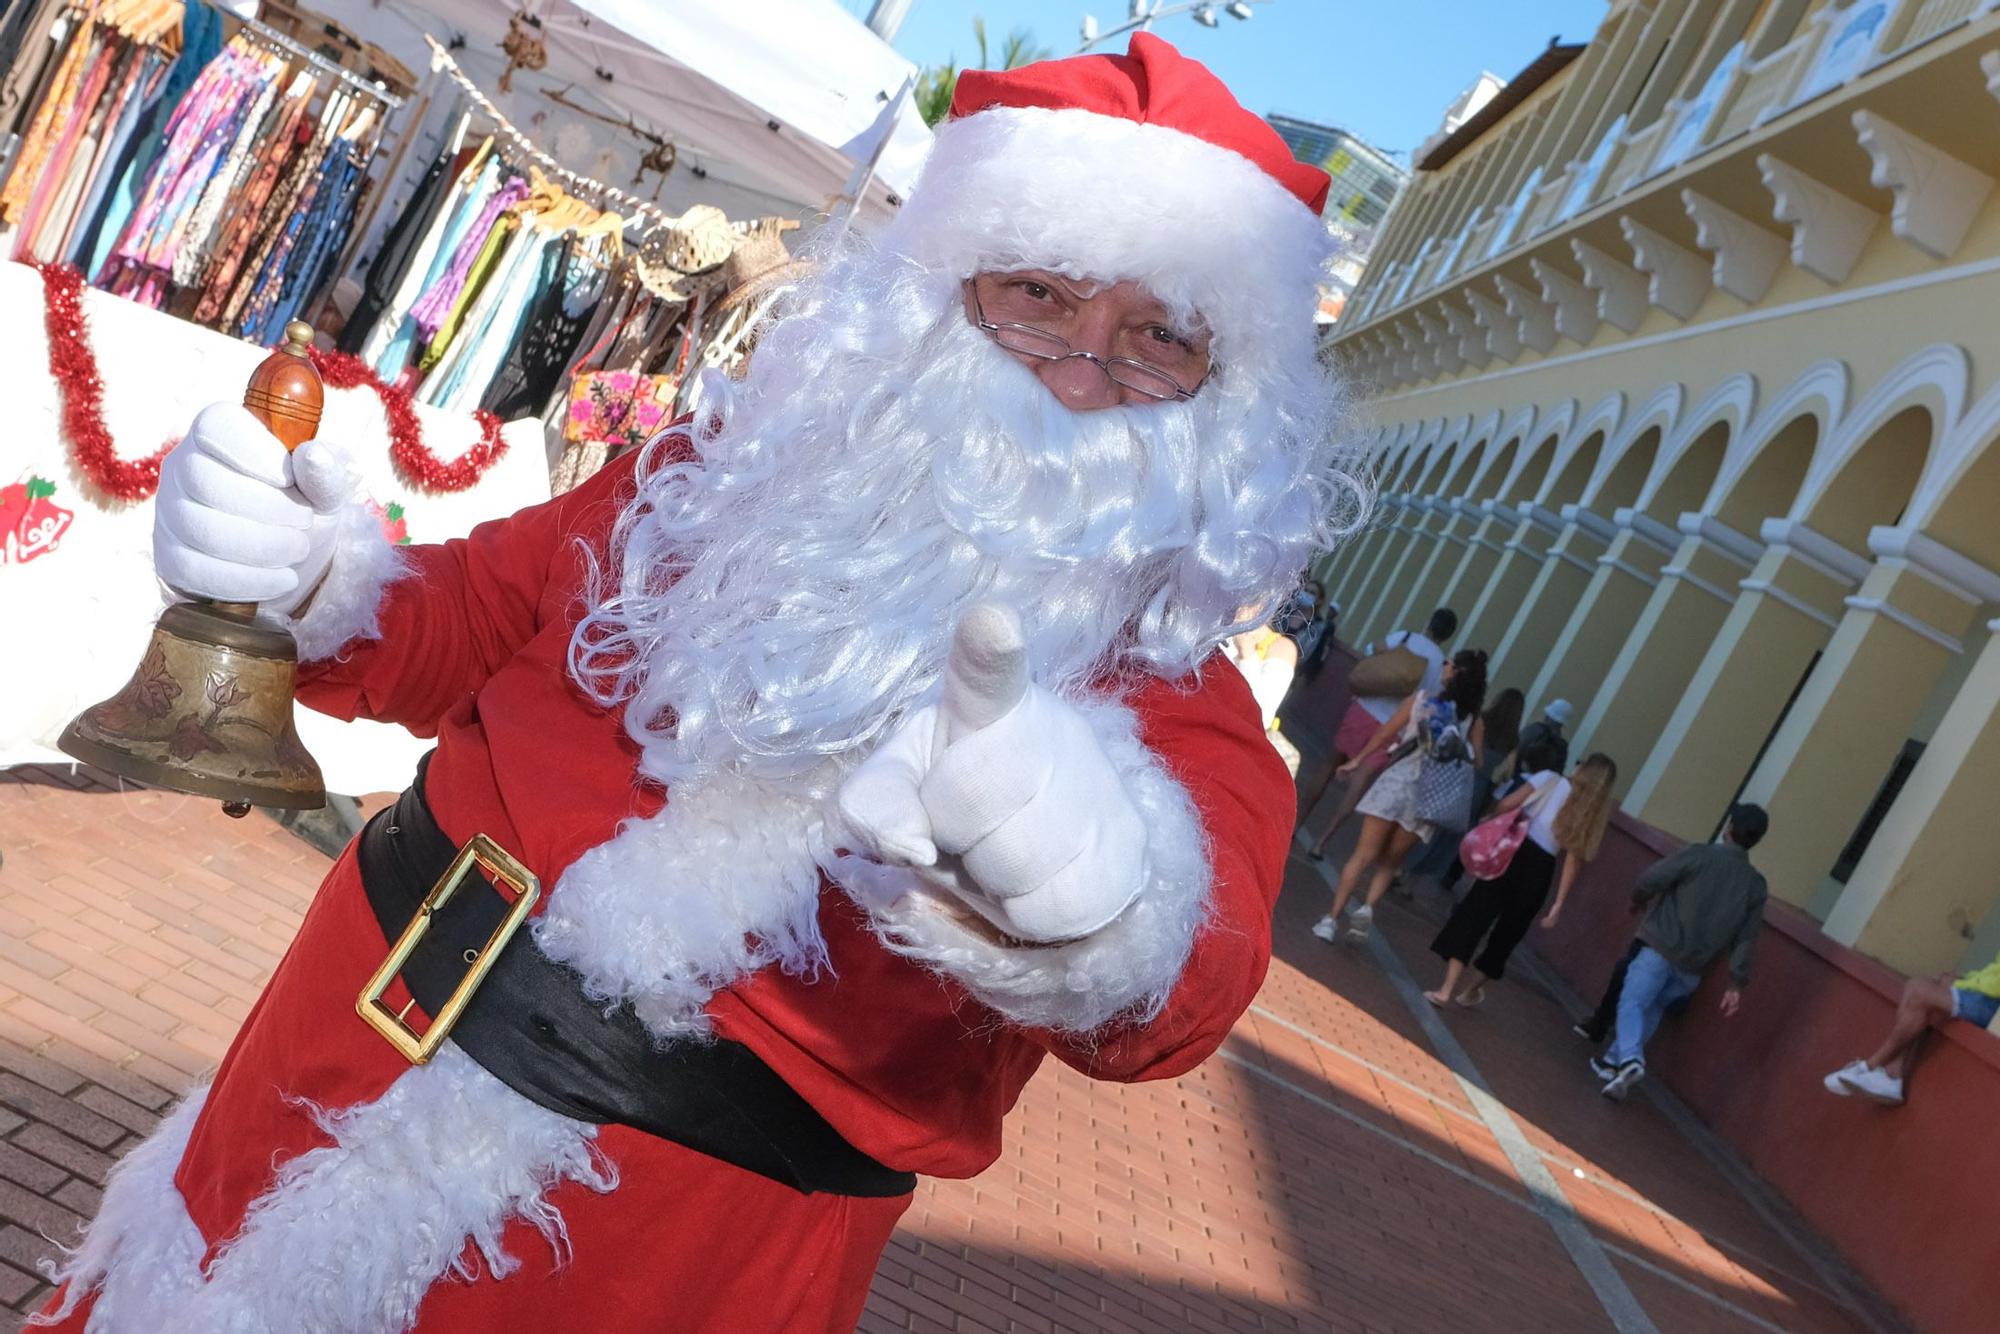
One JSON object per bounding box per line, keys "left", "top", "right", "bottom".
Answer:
{"left": 1311, "top": 914, "right": 1337, "bottom": 943}
{"left": 1601, "top": 1060, "right": 1645, "bottom": 1101}
{"left": 1836, "top": 1063, "right": 1905, "bottom": 1106}
{"left": 1345, "top": 905, "right": 1374, "bottom": 941}
{"left": 1822, "top": 1059, "right": 1867, "bottom": 1097}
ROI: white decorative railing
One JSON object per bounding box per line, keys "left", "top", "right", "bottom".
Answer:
{"left": 1598, "top": 118, "right": 1670, "bottom": 199}
{"left": 1518, "top": 175, "right": 1574, "bottom": 241}
{"left": 1880, "top": 0, "right": 1979, "bottom": 59}
{"left": 1705, "top": 30, "right": 1822, "bottom": 142}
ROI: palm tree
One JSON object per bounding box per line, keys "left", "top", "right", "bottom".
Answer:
{"left": 915, "top": 17, "right": 1052, "bottom": 126}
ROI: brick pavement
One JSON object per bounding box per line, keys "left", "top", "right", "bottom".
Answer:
{"left": 0, "top": 761, "right": 1901, "bottom": 1332}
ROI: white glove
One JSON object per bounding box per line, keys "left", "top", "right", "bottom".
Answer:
{"left": 837, "top": 603, "right": 1148, "bottom": 943}
{"left": 152, "top": 402, "right": 357, "bottom": 615}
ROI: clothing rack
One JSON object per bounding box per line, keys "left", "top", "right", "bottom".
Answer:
{"left": 421, "top": 33, "right": 666, "bottom": 227}
{"left": 203, "top": 0, "right": 406, "bottom": 110}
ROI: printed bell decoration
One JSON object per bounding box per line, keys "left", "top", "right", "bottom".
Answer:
{"left": 60, "top": 322, "right": 328, "bottom": 817}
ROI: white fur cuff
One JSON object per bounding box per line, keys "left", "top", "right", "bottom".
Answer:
{"left": 839, "top": 695, "right": 1210, "bottom": 1035}
{"left": 284, "top": 501, "right": 408, "bottom": 662}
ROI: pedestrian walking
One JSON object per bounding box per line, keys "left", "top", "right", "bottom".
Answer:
{"left": 1597, "top": 804, "right": 1770, "bottom": 1101}
{"left": 1571, "top": 937, "right": 1646, "bottom": 1045}
{"left": 1313, "top": 649, "right": 1488, "bottom": 944}
{"left": 1424, "top": 747, "right": 1616, "bottom": 1007}
{"left": 1417, "top": 686, "right": 1523, "bottom": 891}
{"left": 1303, "top": 606, "right": 1457, "bottom": 859}
{"left": 1500, "top": 698, "right": 1573, "bottom": 781}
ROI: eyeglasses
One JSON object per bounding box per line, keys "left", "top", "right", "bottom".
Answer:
{"left": 967, "top": 283, "right": 1206, "bottom": 402}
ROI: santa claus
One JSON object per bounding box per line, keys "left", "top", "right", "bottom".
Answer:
{"left": 37, "top": 34, "right": 1355, "bottom": 1333}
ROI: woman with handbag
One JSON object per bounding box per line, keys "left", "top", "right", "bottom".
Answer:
{"left": 1423, "top": 747, "right": 1618, "bottom": 1007}
{"left": 1313, "top": 649, "right": 1488, "bottom": 944}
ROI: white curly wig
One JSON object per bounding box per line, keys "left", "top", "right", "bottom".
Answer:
{"left": 570, "top": 97, "right": 1366, "bottom": 791}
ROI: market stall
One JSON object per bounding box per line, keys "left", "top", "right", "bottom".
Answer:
{"left": 0, "top": 0, "right": 898, "bottom": 795}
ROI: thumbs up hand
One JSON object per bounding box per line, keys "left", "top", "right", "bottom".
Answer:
{"left": 837, "top": 603, "right": 1149, "bottom": 944}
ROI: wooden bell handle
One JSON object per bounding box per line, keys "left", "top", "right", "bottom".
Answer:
{"left": 242, "top": 320, "right": 325, "bottom": 452}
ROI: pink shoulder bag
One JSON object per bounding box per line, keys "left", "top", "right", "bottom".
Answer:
{"left": 1458, "top": 780, "right": 1556, "bottom": 882}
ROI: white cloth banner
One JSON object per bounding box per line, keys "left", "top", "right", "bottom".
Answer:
{"left": 0, "top": 261, "right": 551, "bottom": 795}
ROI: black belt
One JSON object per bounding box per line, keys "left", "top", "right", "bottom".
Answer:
{"left": 353, "top": 757, "right": 916, "bottom": 1199}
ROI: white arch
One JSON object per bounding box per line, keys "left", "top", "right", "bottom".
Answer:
{"left": 1705, "top": 360, "right": 1849, "bottom": 515}
{"left": 1408, "top": 413, "right": 1475, "bottom": 493}
{"left": 1539, "top": 392, "right": 1626, "bottom": 506}
{"left": 1581, "top": 382, "right": 1683, "bottom": 509}
{"left": 1790, "top": 344, "right": 1968, "bottom": 523}
{"left": 1494, "top": 398, "right": 1578, "bottom": 501}
{"left": 1462, "top": 404, "right": 1542, "bottom": 499}
{"left": 1422, "top": 409, "right": 1506, "bottom": 501}
{"left": 1386, "top": 417, "right": 1450, "bottom": 492}
{"left": 1909, "top": 373, "right": 2000, "bottom": 531}
{"left": 1638, "top": 374, "right": 1755, "bottom": 512}
{"left": 1371, "top": 420, "right": 1420, "bottom": 479}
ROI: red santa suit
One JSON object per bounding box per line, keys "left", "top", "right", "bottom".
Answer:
{"left": 40, "top": 33, "right": 1343, "bottom": 1334}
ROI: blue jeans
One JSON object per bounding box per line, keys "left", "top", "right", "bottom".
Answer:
{"left": 1605, "top": 946, "right": 1702, "bottom": 1066}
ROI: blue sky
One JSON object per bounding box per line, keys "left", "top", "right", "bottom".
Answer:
{"left": 873, "top": 1, "right": 1611, "bottom": 161}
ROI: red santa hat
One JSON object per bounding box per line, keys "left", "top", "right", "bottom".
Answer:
{"left": 881, "top": 33, "right": 1336, "bottom": 383}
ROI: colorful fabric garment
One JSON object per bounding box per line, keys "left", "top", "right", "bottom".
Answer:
{"left": 421, "top": 226, "right": 551, "bottom": 408}
{"left": 0, "top": 11, "right": 95, "bottom": 226}
{"left": 365, "top": 152, "right": 501, "bottom": 377}
{"left": 188, "top": 77, "right": 312, "bottom": 324}
{"left": 408, "top": 173, "right": 527, "bottom": 338}
{"left": 414, "top": 206, "right": 519, "bottom": 373}
{"left": 252, "top": 132, "right": 366, "bottom": 341}
{"left": 57, "top": 45, "right": 158, "bottom": 264}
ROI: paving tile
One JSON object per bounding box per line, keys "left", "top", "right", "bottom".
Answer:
{"left": 0, "top": 1078, "right": 121, "bottom": 1152}
{"left": 0, "top": 767, "right": 1900, "bottom": 1330}
{"left": 9, "top": 1125, "right": 117, "bottom": 1188}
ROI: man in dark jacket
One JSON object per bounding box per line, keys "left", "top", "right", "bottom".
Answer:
{"left": 1597, "top": 804, "right": 1769, "bottom": 1100}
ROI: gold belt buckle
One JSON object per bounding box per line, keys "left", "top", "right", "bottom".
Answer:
{"left": 356, "top": 833, "right": 541, "bottom": 1065}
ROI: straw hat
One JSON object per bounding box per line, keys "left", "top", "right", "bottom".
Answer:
{"left": 712, "top": 218, "right": 811, "bottom": 317}
{"left": 634, "top": 205, "right": 736, "bottom": 303}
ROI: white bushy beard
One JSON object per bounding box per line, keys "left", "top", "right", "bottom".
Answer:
{"left": 544, "top": 246, "right": 1347, "bottom": 1036}
{"left": 570, "top": 250, "right": 1340, "bottom": 797}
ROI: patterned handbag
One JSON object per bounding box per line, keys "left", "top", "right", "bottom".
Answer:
{"left": 1412, "top": 710, "right": 1476, "bottom": 832}
{"left": 1414, "top": 751, "right": 1477, "bottom": 833}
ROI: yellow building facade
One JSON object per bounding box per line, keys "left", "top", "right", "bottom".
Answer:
{"left": 1323, "top": 0, "right": 2000, "bottom": 981}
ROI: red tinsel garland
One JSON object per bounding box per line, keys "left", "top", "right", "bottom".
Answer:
{"left": 34, "top": 259, "right": 171, "bottom": 502}
{"left": 30, "top": 259, "right": 509, "bottom": 500}
{"left": 307, "top": 346, "right": 508, "bottom": 495}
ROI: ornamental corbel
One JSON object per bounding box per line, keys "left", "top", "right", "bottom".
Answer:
{"left": 1851, "top": 110, "right": 1994, "bottom": 261}
{"left": 1395, "top": 319, "right": 1434, "bottom": 380}
{"left": 1569, "top": 239, "right": 1648, "bottom": 333}
{"left": 1442, "top": 301, "right": 1490, "bottom": 369}
{"left": 1414, "top": 307, "right": 1464, "bottom": 375}
{"left": 1681, "top": 189, "right": 1785, "bottom": 303}
{"left": 1530, "top": 258, "right": 1599, "bottom": 346}
{"left": 1464, "top": 287, "right": 1523, "bottom": 362}
{"left": 1495, "top": 276, "right": 1557, "bottom": 354}
{"left": 1618, "top": 218, "right": 1711, "bottom": 320}
{"left": 1754, "top": 153, "right": 1878, "bottom": 284}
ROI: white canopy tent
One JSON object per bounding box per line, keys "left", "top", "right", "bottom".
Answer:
{"left": 320, "top": 0, "right": 931, "bottom": 221}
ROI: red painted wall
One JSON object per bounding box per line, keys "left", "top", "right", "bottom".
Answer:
{"left": 1287, "top": 643, "right": 2000, "bottom": 1333}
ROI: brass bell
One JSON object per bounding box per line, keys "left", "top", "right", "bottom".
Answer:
{"left": 60, "top": 321, "right": 329, "bottom": 818}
